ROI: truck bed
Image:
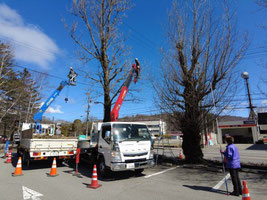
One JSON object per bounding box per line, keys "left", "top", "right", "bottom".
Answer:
{"left": 19, "top": 138, "right": 78, "bottom": 159}
{"left": 20, "top": 138, "right": 78, "bottom": 151}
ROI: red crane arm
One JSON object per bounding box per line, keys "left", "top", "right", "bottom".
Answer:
{"left": 111, "top": 59, "right": 140, "bottom": 122}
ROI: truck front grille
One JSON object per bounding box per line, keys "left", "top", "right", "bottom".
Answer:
{"left": 125, "top": 158, "right": 146, "bottom": 163}
{"left": 123, "top": 152, "right": 148, "bottom": 157}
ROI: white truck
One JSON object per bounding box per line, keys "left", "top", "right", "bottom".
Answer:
{"left": 17, "top": 123, "right": 78, "bottom": 167}
{"left": 79, "top": 122, "right": 155, "bottom": 176}
{"left": 16, "top": 69, "right": 79, "bottom": 167}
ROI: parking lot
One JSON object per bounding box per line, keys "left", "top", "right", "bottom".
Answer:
{"left": 1, "top": 153, "right": 267, "bottom": 200}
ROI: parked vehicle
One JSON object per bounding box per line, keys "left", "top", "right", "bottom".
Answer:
{"left": 79, "top": 121, "right": 154, "bottom": 176}
{"left": 17, "top": 128, "right": 78, "bottom": 167}
{"left": 79, "top": 59, "right": 154, "bottom": 176}
{"left": 17, "top": 69, "right": 78, "bottom": 167}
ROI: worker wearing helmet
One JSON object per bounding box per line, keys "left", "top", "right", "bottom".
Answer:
{"left": 68, "top": 67, "right": 78, "bottom": 84}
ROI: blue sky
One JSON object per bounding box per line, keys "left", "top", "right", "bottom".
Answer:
{"left": 0, "top": 0, "right": 266, "bottom": 122}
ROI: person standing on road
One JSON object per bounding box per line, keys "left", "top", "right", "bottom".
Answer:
{"left": 221, "top": 136, "right": 242, "bottom": 196}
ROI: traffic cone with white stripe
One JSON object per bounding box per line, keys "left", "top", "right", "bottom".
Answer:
{"left": 87, "top": 164, "right": 101, "bottom": 189}
{"left": 5, "top": 149, "right": 12, "bottom": 163}
{"left": 48, "top": 158, "right": 58, "bottom": 177}
{"left": 12, "top": 157, "right": 23, "bottom": 176}
{"left": 242, "top": 180, "right": 251, "bottom": 200}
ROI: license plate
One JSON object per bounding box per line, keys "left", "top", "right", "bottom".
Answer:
{"left": 126, "top": 163, "right": 135, "bottom": 169}
{"left": 51, "top": 152, "right": 59, "bottom": 156}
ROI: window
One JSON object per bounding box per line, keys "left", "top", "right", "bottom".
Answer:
{"left": 113, "top": 124, "right": 152, "bottom": 142}
{"left": 102, "top": 125, "right": 111, "bottom": 144}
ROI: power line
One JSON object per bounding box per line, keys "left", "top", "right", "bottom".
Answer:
{"left": 14, "top": 64, "right": 89, "bottom": 86}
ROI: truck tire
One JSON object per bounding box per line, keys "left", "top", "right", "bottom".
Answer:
{"left": 134, "top": 169, "right": 144, "bottom": 175}
{"left": 22, "top": 151, "right": 30, "bottom": 168}
{"left": 97, "top": 157, "right": 109, "bottom": 178}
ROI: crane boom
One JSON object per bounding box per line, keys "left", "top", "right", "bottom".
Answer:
{"left": 33, "top": 81, "right": 69, "bottom": 122}
{"left": 111, "top": 59, "right": 140, "bottom": 122}
{"left": 32, "top": 68, "right": 78, "bottom": 134}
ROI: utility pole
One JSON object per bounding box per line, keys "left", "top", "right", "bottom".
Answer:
{"left": 241, "top": 72, "right": 256, "bottom": 120}
{"left": 85, "top": 92, "right": 91, "bottom": 138}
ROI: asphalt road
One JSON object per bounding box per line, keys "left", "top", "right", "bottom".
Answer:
{"left": 202, "top": 144, "right": 267, "bottom": 165}
{"left": 0, "top": 154, "right": 267, "bottom": 200}
{"left": 155, "top": 144, "right": 267, "bottom": 166}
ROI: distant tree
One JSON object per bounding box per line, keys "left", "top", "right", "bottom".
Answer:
{"left": 0, "top": 41, "right": 41, "bottom": 137}
{"left": 0, "top": 42, "right": 20, "bottom": 137}
{"left": 67, "top": 0, "right": 132, "bottom": 122}
{"left": 73, "top": 119, "right": 83, "bottom": 136}
{"left": 82, "top": 121, "right": 92, "bottom": 135}
{"left": 61, "top": 123, "right": 72, "bottom": 137}
{"left": 153, "top": 0, "right": 248, "bottom": 163}
{"left": 16, "top": 68, "right": 41, "bottom": 123}
{"left": 0, "top": 42, "right": 17, "bottom": 122}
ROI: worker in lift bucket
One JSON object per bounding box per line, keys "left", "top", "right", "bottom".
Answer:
{"left": 134, "top": 64, "right": 140, "bottom": 83}
{"left": 68, "top": 67, "right": 78, "bottom": 84}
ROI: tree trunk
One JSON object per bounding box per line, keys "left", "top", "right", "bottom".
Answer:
{"left": 103, "top": 93, "right": 111, "bottom": 122}
{"left": 181, "top": 110, "right": 203, "bottom": 163}
{"left": 181, "top": 88, "right": 203, "bottom": 163}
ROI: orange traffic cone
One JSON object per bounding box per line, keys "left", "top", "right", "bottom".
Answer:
{"left": 242, "top": 180, "right": 251, "bottom": 200}
{"left": 5, "top": 149, "right": 12, "bottom": 163}
{"left": 87, "top": 164, "right": 102, "bottom": 189}
{"left": 179, "top": 150, "right": 184, "bottom": 159}
{"left": 48, "top": 158, "right": 58, "bottom": 177}
{"left": 12, "top": 157, "right": 23, "bottom": 176}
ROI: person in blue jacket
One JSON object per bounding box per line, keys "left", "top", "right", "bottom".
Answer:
{"left": 221, "top": 136, "right": 242, "bottom": 196}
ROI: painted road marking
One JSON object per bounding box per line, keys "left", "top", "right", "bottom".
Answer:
{"left": 211, "top": 173, "right": 230, "bottom": 191}
{"left": 144, "top": 166, "right": 179, "bottom": 178}
{"left": 22, "top": 186, "right": 43, "bottom": 200}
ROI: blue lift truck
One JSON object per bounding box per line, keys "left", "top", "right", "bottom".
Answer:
{"left": 17, "top": 69, "right": 79, "bottom": 167}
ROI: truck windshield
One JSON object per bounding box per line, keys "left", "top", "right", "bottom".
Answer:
{"left": 113, "top": 124, "right": 151, "bottom": 142}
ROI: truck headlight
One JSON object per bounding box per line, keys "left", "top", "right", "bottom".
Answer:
{"left": 111, "top": 151, "right": 121, "bottom": 162}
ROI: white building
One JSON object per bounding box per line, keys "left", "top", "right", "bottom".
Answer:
{"left": 20, "top": 122, "right": 55, "bottom": 135}
{"left": 138, "top": 120, "right": 167, "bottom": 137}
{"left": 217, "top": 120, "right": 259, "bottom": 144}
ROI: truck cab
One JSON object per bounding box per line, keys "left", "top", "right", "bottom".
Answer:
{"left": 91, "top": 122, "right": 155, "bottom": 176}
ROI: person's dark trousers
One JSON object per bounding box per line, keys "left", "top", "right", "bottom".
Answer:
{"left": 229, "top": 168, "right": 242, "bottom": 195}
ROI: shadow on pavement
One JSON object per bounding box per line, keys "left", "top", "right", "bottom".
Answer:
{"left": 63, "top": 160, "right": 146, "bottom": 182}
{"left": 246, "top": 144, "right": 267, "bottom": 151}
{"left": 183, "top": 185, "right": 227, "bottom": 196}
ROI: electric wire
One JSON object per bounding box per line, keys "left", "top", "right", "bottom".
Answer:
{"left": 14, "top": 64, "right": 89, "bottom": 86}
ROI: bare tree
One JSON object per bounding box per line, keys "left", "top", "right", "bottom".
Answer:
{"left": 255, "top": 0, "right": 267, "bottom": 8}
{"left": 153, "top": 0, "right": 248, "bottom": 163}
{"left": 67, "top": 0, "right": 132, "bottom": 122}
{"left": 255, "top": 0, "right": 267, "bottom": 96}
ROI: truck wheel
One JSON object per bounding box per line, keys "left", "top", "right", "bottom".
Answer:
{"left": 97, "top": 157, "right": 109, "bottom": 178}
{"left": 134, "top": 169, "right": 144, "bottom": 175}
{"left": 22, "top": 152, "right": 30, "bottom": 168}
